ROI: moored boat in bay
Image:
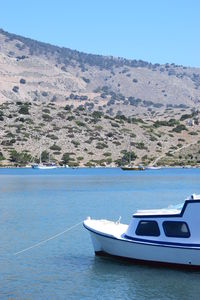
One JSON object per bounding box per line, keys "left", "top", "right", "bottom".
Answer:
{"left": 32, "top": 162, "right": 57, "bottom": 169}
{"left": 121, "top": 165, "right": 145, "bottom": 171}
{"left": 84, "top": 194, "right": 200, "bottom": 268}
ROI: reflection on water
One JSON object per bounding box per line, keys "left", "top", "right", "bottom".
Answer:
{"left": 1, "top": 168, "right": 200, "bottom": 299}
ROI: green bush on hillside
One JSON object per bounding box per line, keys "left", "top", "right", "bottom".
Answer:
{"left": 19, "top": 105, "right": 29, "bottom": 115}
{"left": 50, "top": 144, "right": 61, "bottom": 151}
{"left": 172, "top": 124, "right": 187, "bottom": 133}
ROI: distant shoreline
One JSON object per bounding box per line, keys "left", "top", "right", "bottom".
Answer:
{"left": 0, "top": 165, "right": 199, "bottom": 169}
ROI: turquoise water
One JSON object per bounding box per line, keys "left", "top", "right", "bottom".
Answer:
{"left": 1, "top": 168, "right": 200, "bottom": 299}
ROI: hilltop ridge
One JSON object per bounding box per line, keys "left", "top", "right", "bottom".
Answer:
{"left": 0, "top": 28, "right": 200, "bottom": 110}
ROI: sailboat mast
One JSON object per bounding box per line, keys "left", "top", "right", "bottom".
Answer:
{"left": 129, "top": 136, "right": 131, "bottom": 165}
{"left": 40, "top": 145, "right": 41, "bottom": 164}
{"left": 129, "top": 117, "right": 132, "bottom": 165}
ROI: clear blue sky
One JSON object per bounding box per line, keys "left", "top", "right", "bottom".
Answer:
{"left": 0, "top": 0, "right": 199, "bottom": 67}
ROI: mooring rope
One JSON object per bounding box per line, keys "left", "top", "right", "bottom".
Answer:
{"left": 14, "top": 221, "right": 83, "bottom": 256}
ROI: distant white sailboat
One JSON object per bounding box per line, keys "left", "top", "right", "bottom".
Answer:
{"left": 32, "top": 149, "right": 57, "bottom": 169}
{"left": 121, "top": 129, "right": 144, "bottom": 171}
{"left": 32, "top": 163, "right": 57, "bottom": 169}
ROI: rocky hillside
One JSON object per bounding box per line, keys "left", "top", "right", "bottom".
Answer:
{"left": 0, "top": 28, "right": 200, "bottom": 167}
{"left": 0, "top": 28, "right": 200, "bottom": 111}
{"left": 0, "top": 100, "right": 199, "bottom": 167}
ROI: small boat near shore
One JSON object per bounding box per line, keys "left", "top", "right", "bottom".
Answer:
{"left": 121, "top": 165, "right": 145, "bottom": 171}
{"left": 84, "top": 194, "right": 200, "bottom": 268}
{"left": 145, "top": 166, "right": 161, "bottom": 170}
{"left": 32, "top": 163, "right": 57, "bottom": 169}
{"left": 121, "top": 126, "right": 145, "bottom": 171}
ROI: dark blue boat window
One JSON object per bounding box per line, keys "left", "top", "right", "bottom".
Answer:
{"left": 163, "top": 221, "right": 190, "bottom": 238}
{"left": 136, "top": 221, "right": 160, "bottom": 236}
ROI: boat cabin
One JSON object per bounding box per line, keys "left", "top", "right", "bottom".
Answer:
{"left": 125, "top": 194, "right": 200, "bottom": 245}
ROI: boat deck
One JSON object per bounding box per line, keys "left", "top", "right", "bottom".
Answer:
{"left": 83, "top": 218, "right": 128, "bottom": 238}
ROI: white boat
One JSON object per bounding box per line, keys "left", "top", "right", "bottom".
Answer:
{"left": 32, "top": 163, "right": 57, "bottom": 169}
{"left": 83, "top": 194, "right": 200, "bottom": 268}
{"left": 145, "top": 166, "right": 161, "bottom": 170}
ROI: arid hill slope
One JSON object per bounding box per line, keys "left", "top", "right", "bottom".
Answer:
{"left": 0, "top": 28, "right": 200, "bottom": 112}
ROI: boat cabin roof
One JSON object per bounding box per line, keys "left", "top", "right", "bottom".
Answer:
{"left": 133, "top": 194, "right": 200, "bottom": 217}
{"left": 134, "top": 208, "right": 181, "bottom": 216}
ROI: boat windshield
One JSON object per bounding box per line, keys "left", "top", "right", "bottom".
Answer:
{"left": 134, "top": 202, "right": 184, "bottom": 216}
{"left": 167, "top": 203, "right": 184, "bottom": 210}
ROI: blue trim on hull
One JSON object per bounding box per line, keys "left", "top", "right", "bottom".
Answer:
{"left": 124, "top": 234, "right": 200, "bottom": 248}
{"left": 83, "top": 223, "right": 200, "bottom": 250}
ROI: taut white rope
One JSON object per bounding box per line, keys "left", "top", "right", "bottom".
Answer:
{"left": 14, "top": 221, "right": 83, "bottom": 256}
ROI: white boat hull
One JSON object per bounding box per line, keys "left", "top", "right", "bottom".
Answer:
{"left": 145, "top": 166, "right": 161, "bottom": 170}
{"left": 84, "top": 220, "right": 200, "bottom": 268}
{"left": 32, "top": 164, "right": 57, "bottom": 169}
{"left": 36, "top": 166, "right": 57, "bottom": 169}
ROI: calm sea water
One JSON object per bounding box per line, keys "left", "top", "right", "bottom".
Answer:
{"left": 1, "top": 167, "right": 200, "bottom": 299}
